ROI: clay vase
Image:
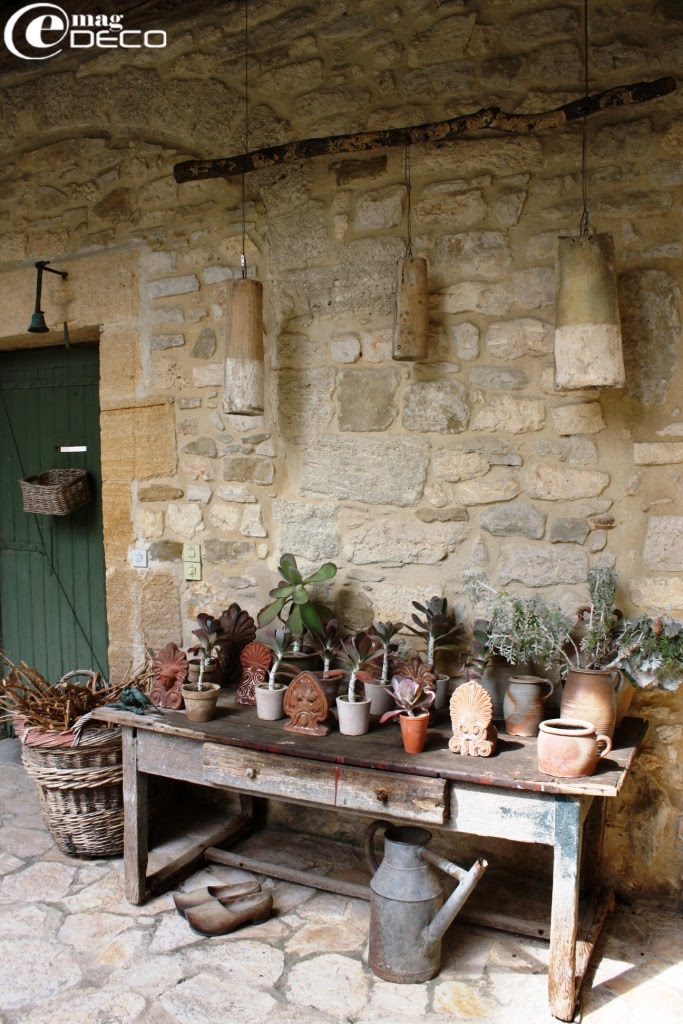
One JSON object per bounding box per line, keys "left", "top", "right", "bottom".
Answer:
{"left": 480, "top": 656, "right": 518, "bottom": 720}
{"left": 560, "top": 667, "right": 626, "bottom": 739}
{"left": 399, "top": 713, "right": 429, "bottom": 754}
{"left": 187, "top": 659, "right": 221, "bottom": 687}
{"left": 181, "top": 683, "right": 220, "bottom": 723}
{"left": 255, "top": 684, "right": 287, "bottom": 721}
{"left": 614, "top": 673, "right": 635, "bottom": 728}
{"left": 538, "top": 719, "right": 613, "bottom": 778}
{"left": 336, "top": 696, "right": 371, "bottom": 736}
{"left": 503, "top": 675, "right": 555, "bottom": 736}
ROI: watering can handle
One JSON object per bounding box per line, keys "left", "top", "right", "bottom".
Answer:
{"left": 363, "top": 820, "right": 393, "bottom": 872}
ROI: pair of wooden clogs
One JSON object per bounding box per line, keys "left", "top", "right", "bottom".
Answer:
{"left": 174, "top": 880, "right": 272, "bottom": 936}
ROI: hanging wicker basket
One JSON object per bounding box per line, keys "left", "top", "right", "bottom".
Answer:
{"left": 19, "top": 723, "right": 124, "bottom": 859}
{"left": 20, "top": 468, "right": 92, "bottom": 516}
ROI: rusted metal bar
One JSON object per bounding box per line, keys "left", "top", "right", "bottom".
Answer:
{"left": 174, "top": 77, "right": 675, "bottom": 183}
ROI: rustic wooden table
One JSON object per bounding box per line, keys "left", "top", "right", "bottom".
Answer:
{"left": 93, "top": 700, "right": 647, "bottom": 1022}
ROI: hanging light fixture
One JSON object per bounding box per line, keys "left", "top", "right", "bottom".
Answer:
{"left": 28, "top": 260, "right": 68, "bottom": 334}
{"left": 554, "top": 0, "right": 625, "bottom": 391}
{"left": 393, "top": 145, "right": 429, "bottom": 361}
{"left": 223, "top": 0, "right": 265, "bottom": 416}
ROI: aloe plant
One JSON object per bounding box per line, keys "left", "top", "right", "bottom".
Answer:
{"left": 379, "top": 674, "right": 436, "bottom": 722}
{"left": 338, "top": 633, "right": 383, "bottom": 703}
{"left": 404, "top": 596, "right": 461, "bottom": 671}
{"left": 368, "top": 621, "right": 405, "bottom": 685}
{"left": 258, "top": 553, "right": 337, "bottom": 651}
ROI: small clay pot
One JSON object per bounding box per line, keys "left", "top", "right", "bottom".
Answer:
{"left": 282, "top": 649, "right": 323, "bottom": 675}
{"left": 182, "top": 683, "right": 220, "bottom": 723}
{"left": 319, "top": 670, "right": 344, "bottom": 706}
{"left": 433, "top": 674, "right": 451, "bottom": 711}
{"left": 561, "top": 667, "right": 624, "bottom": 739}
{"left": 538, "top": 718, "right": 613, "bottom": 778}
{"left": 187, "top": 659, "right": 221, "bottom": 687}
{"left": 255, "top": 684, "right": 287, "bottom": 721}
{"left": 503, "top": 675, "right": 555, "bottom": 736}
{"left": 363, "top": 680, "right": 395, "bottom": 718}
{"left": 336, "top": 696, "right": 371, "bottom": 736}
{"left": 399, "top": 713, "right": 429, "bottom": 754}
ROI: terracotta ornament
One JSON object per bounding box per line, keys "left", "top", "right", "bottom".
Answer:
{"left": 217, "top": 604, "right": 257, "bottom": 687}
{"left": 151, "top": 643, "right": 189, "bottom": 710}
{"left": 236, "top": 642, "right": 272, "bottom": 706}
{"left": 448, "top": 683, "right": 498, "bottom": 757}
{"left": 394, "top": 656, "right": 436, "bottom": 691}
{"left": 283, "top": 672, "right": 330, "bottom": 736}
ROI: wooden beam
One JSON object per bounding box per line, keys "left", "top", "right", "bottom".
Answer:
{"left": 174, "top": 76, "right": 675, "bottom": 184}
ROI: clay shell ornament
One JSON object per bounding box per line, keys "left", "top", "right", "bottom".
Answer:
{"left": 448, "top": 682, "right": 498, "bottom": 757}
{"left": 283, "top": 672, "right": 330, "bottom": 736}
{"left": 236, "top": 642, "right": 272, "bottom": 706}
{"left": 151, "top": 643, "right": 189, "bottom": 710}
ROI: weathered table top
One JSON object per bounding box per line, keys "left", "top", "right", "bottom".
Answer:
{"left": 94, "top": 698, "right": 647, "bottom": 799}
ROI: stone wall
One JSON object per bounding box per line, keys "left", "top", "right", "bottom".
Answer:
{"left": 0, "top": 0, "right": 681, "bottom": 898}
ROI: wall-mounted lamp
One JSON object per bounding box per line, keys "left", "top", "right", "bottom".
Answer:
{"left": 28, "top": 260, "right": 68, "bottom": 334}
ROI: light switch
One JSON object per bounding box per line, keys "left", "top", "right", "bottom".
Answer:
{"left": 184, "top": 562, "right": 202, "bottom": 581}
{"left": 131, "top": 549, "right": 148, "bottom": 568}
{"left": 183, "top": 543, "right": 201, "bottom": 562}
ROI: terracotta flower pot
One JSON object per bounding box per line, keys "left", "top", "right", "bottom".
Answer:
{"left": 336, "top": 696, "right": 371, "bottom": 736}
{"left": 255, "top": 684, "right": 287, "bottom": 721}
{"left": 538, "top": 718, "right": 612, "bottom": 778}
{"left": 561, "top": 667, "right": 627, "bottom": 739}
{"left": 181, "top": 683, "right": 220, "bottom": 722}
{"left": 399, "top": 713, "right": 429, "bottom": 754}
{"left": 503, "top": 675, "right": 555, "bottom": 737}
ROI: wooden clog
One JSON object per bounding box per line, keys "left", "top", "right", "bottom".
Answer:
{"left": 185, "top": 891, "right": 273, "bottom": 937}
{"left": 173, "top": 880, "right": 261, "bottom": 918}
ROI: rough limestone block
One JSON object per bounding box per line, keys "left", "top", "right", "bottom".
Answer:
{"left": 208, "top": 501, "right": 240, "bottom": 533}
{"left": 432, "top": 451, "right": 489, "bottom": 482}
{"left": 549, "top": 517, "right": 590, "bottom": 544}
{"left": 620, "top": 269, "right": 681, "bottom": 406}
{"left": 338, "top": 368, "right": 399, "bottom": 431}
{"left": 240, "top": 506, "right": 267, "bottom": 538}
{"left": 436, "top": 282, "right": 509, "bottom": 316}
{"left": 451, "top": 476, "right": 520, "bottom": 505}
{"left": 526, "top": 462, "right": 610, "bottom": 500}
{"left": 302, "top": 437, "right": 429, "bottom": 506}
{"left": 434, "top": 231, "right": 512, "bottom": 281}
{"left": 630, "top": 577, "right": 683, "bottom": 611}
{"left": 203, "top": 539, "right": 256, "bottom": 564}
{"left": 140, "top": 485, "right": 183, "bottom": 502}
{"left": 217, "top": 485, "right": 256, "bottom": 503}
{"left": 344, "top": 516, "right": 466, "bottom": 567}
{"left": 102, "top": 482, "right": 132, "bottom": 561}
{"left": 100, "top": 401, "right": 176, "bottom": 483}
{"left": 183, "top": 437, "right": 218, "bottom": 458}
{"left": 273, "top": 500, "right": 340, "bottom": 561}
{"left": 140, "top": 572, "right": 182, "bottom": 651}
{"left": 534, "top": 438, "right": 598, "bottom": 465}
{"left": 416, "top": 187, "right": 486, "bottom": 226}
{"left": 100, "top": 326, "right": 140, "bottom": 400}
{"left": 512, "top": 266, "right": 554, "bottom": 309}
{"left": 166, "top": 502, "right": 204, "bottom": 538}
{"left": 147, "top": 275, "right": 199, "bottom": 299}
{"left": 480, "top": 503, "right": 546, "bottom": 539}
{"left": 223, "top": 457, "right": 274, "bottom": 485}
{"left": 193, "top": 364, "right": 224, "bottom": 387}
{"left": 151, "top": 334, "right": 184, "bottom": 351}
{"left": 470, "top": 367, "right": 528, "bottom": 390}
{"left": 140, "top": 508, "right": 164, "bottom": 540}
{"left": 192, "top": 328, "right": 217, "bottom": 359}
{"left": 187, "top": 484, "right": 212, "bottom": 504}
{"left": 633, "top": 443, "right": 683, "bottom": 466}
{"left": 450, "top": 322, "right": 480, "bottom": 361}
{"left": 471, "top": 397, "right": 545, "bottom": 434}
{"left": 416, "top": 507, "right": 469, "bottom": 523}
{"left": 330, "top": 336, "right": 361, "bottom": 363}
{"left": 551, "top": 403, "right": 606, "bottom": 436}
{"left": 202, "top": 266, "right": 236, "bottom": 284}
{"left": 353, "top": 186, "right": 406, "bottom": 230}
{"left": 485, "top": 318, "right": 552, "bottom": 360}
{"left": 402, "top": 380, "right": 470, "bottom": 433}
{"left": 643, "top": 516, "right": 683, "bottom": 571}
{"left": 498, "top": 543, "right": 588, "bottom": 586}
{"left": 278, "top": 367, "right": 335, "bottom": 440}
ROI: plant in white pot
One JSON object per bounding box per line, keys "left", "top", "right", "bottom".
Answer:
{"left": 308, "top": 618, "right": 345, "bottom": 704}
{"left": 364, "top": 621, "right": 405, "bottom": 717}
{"left": 182, "top": 619, "right": 222, "bottom": 723}
{"left": 336, "top": 633, "right": 383, "bottom": 736}
{"left": 255, "top": 628, "right": 296, "bottom": 721}
{"left": 404, "top": 597, "right": 461, "bottom": 709}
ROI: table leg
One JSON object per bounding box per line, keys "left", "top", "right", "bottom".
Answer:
{"left": 548, "top": 798, "right": 583, "bottom": 1022}
{"left": 580, "top": 797, "right": 606, "bottom": 897}
{"left": 122, "top": 726, "right": 148, "bottom": 905}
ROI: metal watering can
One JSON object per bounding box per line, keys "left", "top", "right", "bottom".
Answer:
{"left": 364, "top": 821, "right": 488, "bottom": 984}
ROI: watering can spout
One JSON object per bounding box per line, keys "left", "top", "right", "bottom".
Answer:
{"left": 419, "top": 849, "right": 489, "bottom": 953}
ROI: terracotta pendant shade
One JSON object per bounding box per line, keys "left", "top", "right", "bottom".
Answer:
{"left": 554, "top": 232, "right": 625, "bottom": 391}
{"left": 392, "top": 255, "right": 429, "bottom": 361}
{"left": 223, "top": 277, "right": 265, "bottom": 415}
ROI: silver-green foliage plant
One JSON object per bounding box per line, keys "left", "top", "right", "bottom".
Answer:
{"left": 578, "top": 567, "right": 621, "bottom": 668}
{"left": 464, "top": 570, "right": 574, "bottom": 671}
{"left": 338, "top": 634, "right": 383, "bottom": 703}
{"left": 264, "top": 628, "right": 295, "bottom": 691}
{"left": 614, "top": 615, "right": 683, "bottom": 690}
{"left": 257, "top": 553, "right": 337, "bottom": 650}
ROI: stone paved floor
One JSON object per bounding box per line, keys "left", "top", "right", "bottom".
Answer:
{"left": 0, "top": 738, "right": 681, "bottom": 1024}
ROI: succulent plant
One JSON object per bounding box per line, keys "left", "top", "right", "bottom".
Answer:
{"left": 189, "top": 614, "right": 224, "bottom": 689}
{"left": 258, "top": 553, "right": 337, "bottom": 650}
{"left": 404, "top": 596, "right": 461, "bottom": 670}
{"left": 338, "top": 633, "right": 383, "bottom": 703}
{"left": 263, "top": 628, "right": 297, "bottom": 690}
{"left": 368, "top": 621, "right": 405, "bottom": 685}
{"left": 379, "top": 674, "right": 436, "bottom": 722}
{"left": 308, "top": 619, "right": 344, "bottom": 677}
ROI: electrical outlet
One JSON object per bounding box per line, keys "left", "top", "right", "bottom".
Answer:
{"left": 184, "top": 562, "right": 202, "bottom": 581}
{"left": 183, "top": 543, "right": 201, "bottom": 562}
{"left": 131, "top": 549, "right": 148, "bottom": 568}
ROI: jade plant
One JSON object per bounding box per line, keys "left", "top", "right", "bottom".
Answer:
{"left": 368, "top": 621, "right": 405, "bottom": 685}
{"left": 379, "top": 675, "right": 436, "bottom": 722}
{"left": 404, "top": 596, "right": 461, "bottom": 671}
{"left": 338, "top": 633, "right": 383, "bottom": 704}
{"left": 258, "top": 554, "right": 337, "bottom": 651}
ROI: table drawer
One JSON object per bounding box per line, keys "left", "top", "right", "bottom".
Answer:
{"left": 203, "top": 744, "right": 447, "bottom": 825}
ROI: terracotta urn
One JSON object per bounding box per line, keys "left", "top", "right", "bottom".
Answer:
{"left": 255, "top": 683, "right": 288, "bottom": 721}
{"left": 399, "top": 712, "right": 429, "bottom": 754}
{"left": 560, "top": 667, "right": 627, "bottom": 739}
{"left": 503, "top": 675, "right": 555, "bottom": 736}
{"left": 538, "top": 718, "right": 613, "bottom": 778}
{"left": 181, "top": 683, "right": 220, "bottom": 723}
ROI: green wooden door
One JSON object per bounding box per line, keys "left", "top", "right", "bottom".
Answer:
{"left": 0, "top": 345, "right": 108, "bottom": 686}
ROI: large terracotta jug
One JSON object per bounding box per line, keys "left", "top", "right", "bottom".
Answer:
{"left": 560, "top": 667, "right": 629, "bottom": 739}
{"left": 503, "top": 675, "right": 555, "bottom": 736}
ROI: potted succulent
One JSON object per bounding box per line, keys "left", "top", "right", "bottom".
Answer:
{"left": 309, "top": 618, "right": 345, "bottom": 704}
{"left": 336, "top": 633, "right": 383, "bottom": 736}
{"left": 258, "top": 553, "right": 337, "bottom": 671}
{"left": 255, "top": 628, "right": 296, "bottom": 721}
{"left": 379, "top": 674, "right": 436, "bottom": 754}
{"left": 364, "top": 621, "right": 405, "bottom": 717}
{"left": 187, "top": 614, "right": 224, "bottom": 687}
{"left": 182, "top": 617, "right": 222, "bottom": 722}
{"left": 404, "top": 597, "right": 461, "bottom": 709}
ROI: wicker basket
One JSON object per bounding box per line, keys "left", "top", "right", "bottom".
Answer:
{"left": 20, "top": 468, "right": 92, "bottom": 516}
{"left": 21, "top": 726, "right": 123, "bottom": 859}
